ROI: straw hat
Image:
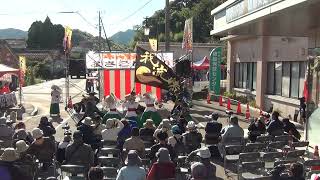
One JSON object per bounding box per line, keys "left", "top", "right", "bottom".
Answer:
{"left": 15, "top": 140, "right": 29, "bottom": 154}
{"left": 143, "top": 119, "right": 155, "bottom": 129}
{"left": 186, "top": 121, "right": 196, "bottom": 129}
{"left": 0, "top": 148, "right": 18, "bottom": 162}
{"left": 125, "top": 150, "right": 141, "bottom": 166}
{"left": 31, "top": 128, "right": 44, "bottom": 140}
{"left": 197, "top": 147, "right": 211, "bottom": 159}
{"left": 81, "top": 117, "right": 92, "bottom": 126}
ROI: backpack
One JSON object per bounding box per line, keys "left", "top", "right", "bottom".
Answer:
{"left": 173, "top": 136, "right": 185, "bottom": 155}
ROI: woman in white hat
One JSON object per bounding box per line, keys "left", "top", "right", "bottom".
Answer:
{"left": 183, "top": 121, "right": 203, "bottom": 153}
{"left": 50, "top": 85, "right": 62, "bottom": 117}
{"left": 15, "top": 140, "right": 33, "bottom": 164}
{"left": 122, "top": 93, "right": 139, "bottom": 123}
{"left": 139, "top": 92, "right": 162, "bottom": 128}
{"left": 102, "top": 93, "right": 121, "bottom": 124}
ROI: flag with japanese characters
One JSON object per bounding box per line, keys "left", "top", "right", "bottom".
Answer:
{"left": 135, "top": 47, "right": 180, "bottom": 93}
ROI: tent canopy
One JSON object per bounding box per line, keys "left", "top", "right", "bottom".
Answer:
{"left": 192, "top": 56, "right": 209, "bottom": 70}
{"left": 0, "top": 64, "right": 19, "bottom": 78}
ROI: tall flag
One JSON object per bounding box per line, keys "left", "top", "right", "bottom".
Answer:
{"left": 149, "top": 38, "right": 158, "bottom": 52}
{"left": 182, "top": 18, "right": 193, "bottom": 52}
{"left": 209, "top": 47, "right": 222, "bottom": 94}
{"left": 135, "top": 47, "right": 180, "bottom": 93}
{"left": 19, "top": 56, "right": 26, "bottom": 86}
{"left": 63, "top": 26, "right": 73, "bottom": 53}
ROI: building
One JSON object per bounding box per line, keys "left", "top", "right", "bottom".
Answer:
{"left": 211, "top": 0, "right": 320, "bottom": 145}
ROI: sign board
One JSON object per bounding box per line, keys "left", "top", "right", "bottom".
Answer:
{"left": 209, "top": 47, "right": 222, "bottom": 94}
{"left": 86, "top": 51, "right": 174, "bottom": 69}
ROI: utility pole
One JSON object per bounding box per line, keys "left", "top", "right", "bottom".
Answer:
{"left": 98, "top": 11, "right": 102, "bottom": 100}
{"left": 165, "top": 0, "right": 170, "bottom": 52}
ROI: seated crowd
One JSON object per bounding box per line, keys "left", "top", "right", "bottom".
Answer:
{"left": 0, "top": 107, "right": 315, "bottom": 180}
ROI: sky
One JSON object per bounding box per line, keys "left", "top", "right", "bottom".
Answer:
{"left": 0, "top": 0, "right": 166, "bottom": 37}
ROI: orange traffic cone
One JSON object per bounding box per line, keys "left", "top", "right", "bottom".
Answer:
{"left": 259, "top": 109, "right": 263, "bottom": 116}
{"left": 207, "top": 92, "right": 211, "bottom": 104}
{"left": 67, "top": 96, "right": 73, "bottom": 109}
{"left": 227, "top": 98, "right": 231, "bottom": 110}
{"left": 245, "top": 104, "right": 250, "bottom": 119}
{"left": 236, "top": 101, "right": 242, "bottom": 115}
{"left": 312, "top": 146, "right": 320, "bottom": 170}
{"left": 219, "top": 96, "right": 224, "bottom": 106}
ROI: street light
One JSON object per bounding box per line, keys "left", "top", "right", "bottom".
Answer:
{"left": 144, "top": 27, "right": 150, "bottom": 36}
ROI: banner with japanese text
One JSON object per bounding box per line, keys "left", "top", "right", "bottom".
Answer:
{"left": 182, "top": 18, "right": 193, "bottom": 52}
{"left": 209, "top": 47, "right": 222, "bottom": 94}
{"left": 19, "top": 56, "right": 26, "bottom": 86}
{"left": 135, "top": 47, "right": 180, "bottom": 93}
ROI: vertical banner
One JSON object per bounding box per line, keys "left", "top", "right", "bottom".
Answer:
{"left": 182, "top": 18, "right": 193, "bottom": 52}
{"left": 209, "top": 47, "right": 222, "bottom": 94}
{"left": 149, "top": 38, "right": 158, "bottom": 52}
{"left": 19, "top": 56, "right": 26, "bottom": 86}
{"left": 63, "top": 26, "right": 73, "bottom": 53}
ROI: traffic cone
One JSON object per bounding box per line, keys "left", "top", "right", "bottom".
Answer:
{"left": 245, "top": 104, "right": 250, "bottom": 119}
{"left": 67, "top": 96, "right": 73, "bottom": 109}
{"left": 219, "top": 96, "right": 224, "bottom": 106}
{"left": 227, "top": 98, "right": 231, "bottom": 110}
{"left": 312, "top": 146, "right": 320, "bottom": 170}
{"left": 236, "top": 101, "right": 242, "bottom": 115}
{"left": 259, "top": 109, "right": 263, "bottom": 116}
{"left": 207, "top": 92, "right": 211, "bottom": 104}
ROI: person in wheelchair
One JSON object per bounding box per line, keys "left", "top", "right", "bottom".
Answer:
{"left": 204, "top": 113, "right": 222, "bottom": 145}
{"left": 26, "top": 128, "right": 56, "bottom": 171}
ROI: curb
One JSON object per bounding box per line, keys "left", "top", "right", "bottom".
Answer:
{"left": 30, "top": 105, "right": 38, "bottom": 116}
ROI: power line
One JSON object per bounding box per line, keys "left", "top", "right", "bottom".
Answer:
{"left": 75, "top": 11, "right": 98, "bottom": 29}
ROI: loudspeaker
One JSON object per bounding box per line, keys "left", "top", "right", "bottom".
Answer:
{"left": 69, "top": 59, "right": 86, "bottom": 79}
{"left": 175, "top": 60, "right": 191, "bottom": 78}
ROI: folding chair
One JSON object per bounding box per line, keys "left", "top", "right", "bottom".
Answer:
{"left": 292, "top": 141, "right": 309, "bottom": 150}
{"left": 101, "top": 140, "right": 117, "bottom": 148}
{"left": 286, "top": 150, "right": 305, "bottom": 161}
{"left": 60, "top": 165, "right": 86, "bottom": 179}
{"left": 240, "top": 161, "right": 271, "bottom": 180}
{"left": 101, "top": 167, "right": 118, "bottom": 180}
{"left": 243, "top": 143, "right": 266, "bottom": 152}
{"left": 304, "top": 159, "right": 320, "bottom": 179}
{"left": 224, "top": 145, "right": 243, "bottom": 176}
{"left": 238, "top": 152, "right": 261, "bottom": 179}
{"left": 99, "top": 156, "right": 121, "bottom": 168}
{"left": 262, "top": 152, "right": 283, "bottom": 169}
{"left": 267, "top": 141, "right": 287, "bottom": 151}
{"left": 100, "top": 148, "right": 121, "bottom": 158}
{"left": 256, "top": 136, "right": 273, "bottom": 144}
{"left": 274, "top": 135, "right": 291, "bottom": 142}
{"left": 273, "top": 160, "right": 297, "bottom": 167}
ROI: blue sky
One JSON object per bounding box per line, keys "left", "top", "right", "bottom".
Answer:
{"left": 0, "top": 0, "right": 166, "bottom": 36}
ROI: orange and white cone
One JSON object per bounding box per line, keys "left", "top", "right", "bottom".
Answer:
{"left": 312, "top": 146, "right": 320, "bottom": 170}
{"left": 67, "top": 96, "right": 73, "bottom": 109}
{"left": 207, "top": 92, "right": 211, "bottom": 104}
{"left": 219, "top": 96, "right": 224, "bottom": 106}
{"left": 236, "top": 101, "right": 242, "bottom": 115}
{"left": 245, "top": 104, "right": 250, "bottom": 119}
{"left": 227, "top": 98, "right": 231, "bottom": 110}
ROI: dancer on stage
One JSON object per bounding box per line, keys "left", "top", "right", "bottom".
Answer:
{"left": 122, "top": 93, "right": 139, "bottom": 123}
{"left": 139, "top": 92, "right": 162, "bottom": 128}
{"left": 102, "top": 93, "right": 121, "bottom": 124}
{"left": 50, "top": 85, "right": 62, "bottom": 118}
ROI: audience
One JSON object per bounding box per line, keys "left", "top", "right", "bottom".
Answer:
{"left": 153, "top": 119, "right": 173, "bottom": 140}
{"left": 117, "top": 119, "right": 133, "bottom": 150}
{"left": 116, "top": 150, "right": 146, "bottom": 180}
{"left": 147, "top": 148, "right": 176, "bottom": 180}
{"left": 123, "top": 127, "right": 145, "bottom": 158}
{"left": 77, "top": 117, "right": 96, "bottom": 146}
{"left": 139, "top": 119, "right": 156, "bottom": 139}
{"left": 168, "top": 125, "right": 184, "bottom": 155}
{"left": 282, "top": 118, "right": 301, "bottom": 140}
{"left": 57, "top": 135, "right": 71, "bottom": 164}
{"left": 267, "top": 111, "right": 284, "bottom": 136}
{"left": 183, "top": 121, "right": 202, "bottom": 153}
{"left": 13, "top": 122, "right": 33, "bottom": 145}
{"left": 38, "top": 116, "right": 56, "bottom": 140}
{"left": 205, "top": 112, "right": 222, "bottom": 144}
{"left": 102, "top": 118, "right": 124, "bottom": 141}
{"left": 0, "top": 117, "right": 14, "bottom": 142}
{"left": 88, "top": 167, "right": 104, "bottom": 180}
{"left": 248, "top": 116, "right": 266, "bottom": 142}
{"left": 149, "top": 131, "right": 176, "bottom": 162}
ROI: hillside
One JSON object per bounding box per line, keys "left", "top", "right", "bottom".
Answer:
{"left": 110, "top": 29, "right": 135, "bottom": 45}
{"left": 0, "top": 28, "right": 28, "bottom": 39}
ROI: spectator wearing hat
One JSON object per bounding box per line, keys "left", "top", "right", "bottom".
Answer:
{"left": 123, "top": 127, "right": 145, "bottom": 158}
{"left": 187, "top": 147, "right": 217, "bottom": 180}
{"left": 101, "top": 118, "right": 124, "bottom": 141}
{"left": 205, "top": 113, "right": 222, "bottom": 144}
{"left": 15, "top": 140, "right": 32, "bottom": 163}
{"left": 149, "top": 131, "right": 176, "bottom": 162}
{"left": 102, "top": 93, "right": 121, "bottom": 124}
{"left": 267, "top": 111, "right": 284, "bottom": 136}
{"left": 140, "top": 119, "right": 156, "bottom": 141}
{"left": 65, "top": 131, "right": 94, "bottom": 172}
{"left": 88, "top": 167, "right": 104, "bottom": 180}
{"left": 183, "top": 121, "right": 203, "bottom": 153}
{"left": 168, "top": 125, "right": 185, "bottom": 155}
{"left": 282, "top": 118, "right": 301, "bottom": 141}
{"left": 26, "top": 128, "right": 56, "bottom": 169}
{"left": 57, "top": 135, "right": 72, "bottom": 164}
{"left": 248, "top": 116, "right": 266, "bottom": 142}
{"left": 0, "top": 117, "right": 14, "bottom": 142}
{"left": 116, "top": 150, "right": 146, "bottom": 180}
{"left": 38, "top": 116, "right": 56, "bottom": 140}
{"left": 153, "top": 119, "right": 173, "bottom": 141}
{"left": 78, "top": 117, "right": 96, "bottom": 146}
{"left": 139, "top": 92, "right": 162, "bottom": 128}
{"left": 147, "top": 148, "right": 176, "bottom": 180}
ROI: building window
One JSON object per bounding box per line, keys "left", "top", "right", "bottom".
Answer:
{"left": 234, "top": 62, "right": 257, "bottom": 90}
{"left": 267, "top": 61, "right": 306, "bottom": 99}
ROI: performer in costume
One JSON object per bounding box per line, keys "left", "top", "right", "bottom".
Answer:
{"left": 50, "top": 85, "right": 62, "bottom": 117}
{"left": 102, "top": 93, "right": 121, "bottom": 124}
{"left": 139, "top": 92, "right": 162, "bottom": 128}
{"left": 122, "top": 93, "right": 139, "bottom": 123}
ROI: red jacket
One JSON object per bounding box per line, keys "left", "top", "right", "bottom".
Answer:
{"left": 147, "top": 162, "right": 176, "bottom": 180}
